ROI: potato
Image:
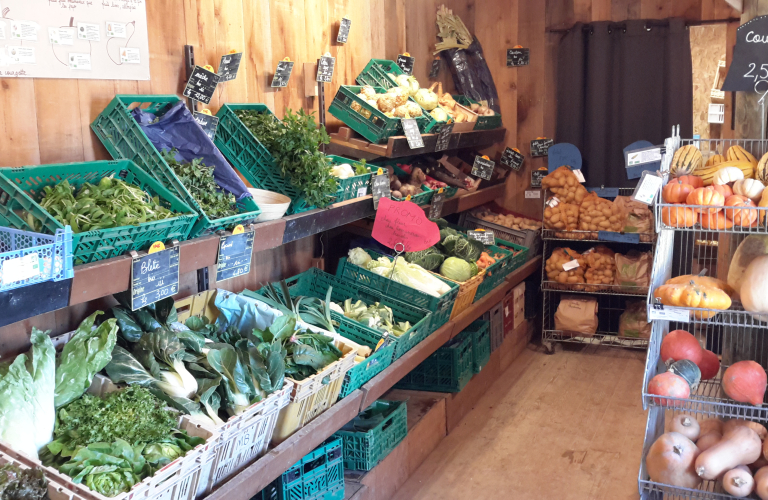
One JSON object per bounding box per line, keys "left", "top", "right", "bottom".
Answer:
{"left": 545, "top": 248, "right": 586, "bottom": 286}
{"left": 544, "top": 199, "right": 579, "bottom": 231}
{"left": 583, "top": 245, "right": 616, "bottom": 285}
{"left": 541, "top": 167, "right": 588, "bottom": 205}
{"left": 578, "top": 192, "right": 623, "bottom": 233}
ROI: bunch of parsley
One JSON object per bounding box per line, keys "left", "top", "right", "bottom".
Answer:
{"left": 162, "top": 151, "right": 239, "bottom": 219}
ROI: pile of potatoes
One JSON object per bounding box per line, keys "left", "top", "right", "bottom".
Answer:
{"left": 473, "top": 209, "right": 542, "bottom": 231}
{"left": 541, "top": 166, "right": 589, "bottom": 204}
{"left": 543, "top": 199, "right": 580, "bottom": 232}
{"left": 583, "top": 245, "right": 616, "bottom": 286}
{"left": 545, "top": 248, "right": 586, "bottom": 287}
{"left": 578, "top": 192, "right": 624, "bottom": 235}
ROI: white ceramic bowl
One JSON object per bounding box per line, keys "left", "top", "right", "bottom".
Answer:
{"left": 248, "top": 188, "right": 291, "bottom": 222}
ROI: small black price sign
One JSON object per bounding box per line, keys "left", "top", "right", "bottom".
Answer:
{"left": 471, "top": 155, "right": 495, "bottom": 181}
{"left": 468, "top": 230, "right": 495, "bottom": 245}
{"left": 500, "top": 147, "right": 524, "bottom": 171}
{"left": 507, "top": 47, "right": 530, "bottom": 67}
{"left": 429, "top": 59, "right": 440, "bottom": 79}
{"left": 216, "top": 229, "right": 255, "bottom": 281}
{"left": 183, "top": 65, "right": 220, "bottom": 105}
{"left": 371, "top": 170, "right": 391, "bottom": 210}
{"left": 337, "top": 17, "right": 352, "bottom": 43}
{"left": 316, "top": 54, "right": 336, "bottom": 83}
{"left": 531, "top": 169, "right": 547, "bottom": 188}
{"left": 530, "top": 138, "right": 554, "bottom": 157}
{"left": 218, "top": 52, "right": 243, "bottom": 82}
{"left": 131, "top": 246, "right": 180, "bottom": 311}
{"left": 402, "top": 119, "right": 424, "bottom": 149}
{"left": 396, "top": 53, "right": 415, "bottom": 75}
{"left": 429, "top": 188, "right": 446, "bottom": 219}
{"left": 271, "top": 60, "right": 294, "bottom": 88}
{"left": 434, "top": 122, "right": 454, "bottom": 152}
{"left": 193, "top": 112, "right": 219, "bottom": 141}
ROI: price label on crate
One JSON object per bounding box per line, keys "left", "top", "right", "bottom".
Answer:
{"left": 530, "top": 138, "right": 554, "bottom": 157}
{"left": 434, "top": 122, "right": 454, "bottom": 152}
{"left": 471, "top": 155, "right": 495, "bottom": 181}
{"left": 193, "top": 111, "right": 219, "bottom": 141}
{"left": 218, "top": 52, "right": 243, "bottom": 82}
{"left": 271, "top": 59, "right": 295, "bottom": 88}
{"left": 531, "top": 169, "right": 547, "bottom": 188}
{"left": 183, "top": 65, "right": 220, "bottom": 105}
{"left": 402, "top": 119, "right": 424, "bottom": 149}
{"left": 468, "top": 229, "right": 495, "bottom": 245}
{"left": 337, "top": 17, "right": 352, "bottom": 43}
{"left": 372, "top": 169, "right": 391, "bottom": 210}
{"left": 316, "top": 54, "right": 336, "bottom": 83}
{"left": 598, "top": 231, "right": 640, "bottom": 244}
{"left": 429, "top": 188, "right": 446, "bottom": 219}
{"left": 562, "top": 259, "right": 580, "bottom": 271}
{"left": 131, "top": 246, "right": 180, "bottom": 311}
{"left": 216, "top": 229, "right": 255, "bottom": 281}
{"left": 500, "top": 147, "right": 524, "bottom": 171}
{"left": 632, "top": 172, "right": 664, "bottom": 205}
{"left": 2, "top": 252, "right": 40, "bottom": 285}
{"left": 396, "top": 53, "right": 415, "bottom": 75}
{"left": 429, "top": 59, "right": 440, "bottom": 79}
{"left": 507, "top": 47, "right": 530, "bottom": 67}
{"left": 649, "top": 304, "right": 690, "bottom": 323}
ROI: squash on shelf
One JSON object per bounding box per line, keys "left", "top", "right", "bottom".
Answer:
{"left": 758, "top": 152, "right": 768, "bottom": 184}
{"left": 660, "top": 329, "right": 703, "bottom": 366}
{"left": 709, "top": 184, "right": 733, "bottom": 198}
{"left": 714, "top": 166, "right": 746, "bottom": 186}
{"left": 723, "top": 465, "right": 755, "bottom": 497}
{"left": 685, "top": 187, "right": 724, "bottom": 214}
{"left": 722, "top": 360, "right": 767, "bottom": 406}
{"left": 669, "top": 415, "right": 701, "bottom": 441}
{"left": 727, "top": 145, "right": 759, "bottom": 167}
{"left": 697, "top": 161, "right": 754, "bottom": 186}
{"left": 724, "top": 195, "right": 758, "bottom": 227}
{"left": 695, "top": 426, "right": 762, "bottom": 480}
{"left": 662, "top": 179, "right": 695, "bottom": 204}
{"left": 669, "top": 359, "right": 701, "bottom": 391}
{"left": 653, "top": 280, "right": 732, "bottom": 319}
{"left": 754, "top": 466, "right": 768, "bottom": 500}
{"left": 727, "top": 236, "right": 768, "bottom": 296}
{"left": 677, "top": 174, "right": 705, "bottom": 189}
{"left": 739, "top": 255, "right": 768, "bottom": 323}
{"left": 670, "top": 145, "right": 703, "bottom": 177}
{"left": 734, "top": 178, "right": 766, "bottom": 202}
{"left": 705, "top": 154, "right": 726, "bottom": 168}
{"left": 646, "top": 432, "right": 701, "bottom": 489}
{"left": 666, "top": 275, "right": 737, "bottom": 299}
{"left": 699, "top": 350, "right": 721, "bottom": 380}
{"left": 661, "top": 206, "right": 697, "bottom": 228}
{"left": 648, "top": 372, "right": 691, "bottom": 405}
{"left": 700, "top": 211, "right": 733, "bottom": 230}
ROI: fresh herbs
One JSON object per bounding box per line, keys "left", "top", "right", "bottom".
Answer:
{"left": 0, "top": 464, "right": 48, "bottom": 500}
{"left": 34, "top": 177, "right": 174, "bottom": 234}
{"left": 235, "top": 109, "right": 338, "bottom": 208}
{"left": 162, "top": 151, "right": 239, "bottom": 219}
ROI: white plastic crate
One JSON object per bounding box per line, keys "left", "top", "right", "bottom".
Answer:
{"left": 0, "top": 449, "right": 80, "bottom": 500}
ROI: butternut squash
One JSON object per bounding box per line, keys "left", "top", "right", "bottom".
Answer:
{"left": 724, "top": 419, "right": 768, "bottom": 441}
{"left": 646, "top": 432, "right": 701, "bottom": 489}
{"left": 696, "top": 432, "right": 721, "bottom": 452}
{"left": 669, "top": 415, "right": 700, "bottom": 441}
{"left": 755, "top": 466, "right": 768, "bottom": 500}
{"left": 753, "top": 456, "right": 768, "bottom": 472}
{"left": 724, "top": 465, "right": 755, "bottom": 497}
{"left": 699, "top": 418, "right": 724, "bottom": 436}
{"left": 695, "top": 426, "right": 762, "bottom": 480}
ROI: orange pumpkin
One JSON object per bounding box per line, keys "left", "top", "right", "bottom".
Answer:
{"left": 676, "top": 175, "right": 704, "bottom": 189}
{"left": 685, "top": 187, "right": 724, "bottom": 214}
{"left": 724, "top": 195, "right": 758, "bottom": 226}
{"left": 663, "top": 179, "right": 695, "bottom": 204}
{"left": 708, "top": 184, "right": 733, "bottom": 198}
{"left": 662, "top": 206, "right": 698, "bottom": 228}
{"left": 700, "top": 212, "right": 733, "bottom": 230}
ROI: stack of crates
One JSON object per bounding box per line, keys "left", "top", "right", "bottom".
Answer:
{"left": 334, "top": 400, "right": 407, "bottom": 471}
{"left": 465, "top": 320, "right": 491, "bottom": 373}
{"left": 395, "top": 329, "right": 474, "bottom": 393}
{"left": 257, "top": 438, "right": 344, "bottom": 500}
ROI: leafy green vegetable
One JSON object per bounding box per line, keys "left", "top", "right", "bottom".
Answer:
{"left": 162, "top": 150, "right": 239, "bottom": 220}
{"left": 28, "top": 328, "right": 55, "bottom": 452}
{"left": 440, "top": 256, "right": 472, "bottom": 282}
{"left": 342, "top": 299, "right": 411, "bottom": 338}
{"left": 0, "top": 354, "right": 37, "bottom": 458}
{"left": 0, "top": 464, "right": 48, "bottom": 500}
{"left": 58, "top": 439, "right": 145, "bottom": 497}
{"left": 405, "top": 247, "right": 445, "bottom": 271}
{"left": 440, "top": 234, "right": 484, "bottom": 262}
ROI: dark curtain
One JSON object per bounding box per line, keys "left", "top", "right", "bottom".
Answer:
{"left": 556, "top": 18, "right": 693, "bottom": 188}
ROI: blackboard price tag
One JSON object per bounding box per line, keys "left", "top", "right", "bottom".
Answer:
{"left": 434, "top": 122, "right": 454, "bottom": 152}
{"left": 507, "top": 47, "right": 530, "bottom": 67}
{"left": 429, "top": 188, "right": 446, "bottom": 219}
{"left": 588, "top": 187, "right": 620, "bottom": 198}
{"left": 183, "top": 65, "right": 220, "bottom": 105}
{"left": 500, "top": 147, "right": 524, "bottom": 171}
{"left": 216, "top": 230, "right": 255, "bottom": 281}
{"left": 131, "top": 246, "right": 180, "bottom": 311}
{"left": 598, "top": 231, "right": 640, "bottom": 244}
{"left": 530, "top": 138, "right": 554, "bottom": 157}
{"left": 372, "top": 170, "right": 391, "bottom": 210}
{"left": 337, "top": 17, "right": 352, "bottom": 43}
{"left": 316, "top": 54, "right": 335, "bottom": 83}
{"left": 396, "top": 53, "right": 415, "bottom": 75}
{"left": 429, "top": 59, "right": 440, "bottom": 79}
{"left": 723, "top": 15, "right": 768, "bottom": 92}
{"left": 194, "top": 111, "right": 219, "bottom": 141}
{"left": 531, "top": 169, "right": 547, "bottom": 188}
{"left": 271, "top": 59, "right": 294, "bottom": 88}
{"left": 402, "top": 119, "right": 424, "bottom": 149}
{"left": 471, "top": 155, "right": 495, "bottom": 181}
{"left": 218, "top": 52, "right": 243, "bottom": 82}
{"left": 468, "top": 229, "right": 495, "bottom": 245}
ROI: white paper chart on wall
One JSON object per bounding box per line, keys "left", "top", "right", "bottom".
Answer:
{"left": 0, "top": 0, "right": 149, "bottom": 80}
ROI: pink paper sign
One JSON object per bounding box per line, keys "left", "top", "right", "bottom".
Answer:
{"left": 372, "top": 198, "right": 441, "bottom": 252}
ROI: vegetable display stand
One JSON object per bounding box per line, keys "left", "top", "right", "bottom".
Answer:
{"left": 465, "top": 320, "right": 491, "bottom": 373}
{"left": 388, "top": 163, "right": 435, "bottom": 206}
{"left": 472, "top": 244, "right": 513, "bottom": 302}
{"left": 355, "top": 59, "right": 403, "bottom": 90}
{"left": 395, "top": 330, "right": 474, "bottom": 393}
{"left": 0, "top": 225, "right": 73, "bottom": 292}
{"left": 327, "top": 155, "right": 372, "bottom": 202}
{"left": 257, "top": 438, "right": 344, "bottom": 500}
{"left": 338, "top": 342, "right": 396, "bottom": 400}
{"left": 334, "top": 400, "right": 408, "bottom": 471}
{"left": 453, "top": 95, "right": 502, "bottom": 130}
{"left": 336, "top": 249, "right": 459, "bottom": 330}
{"left": 0, "top": 160, "right": 197, "bottom": 264}
{"left": 91, "top": 95, "right": 262, "bottom": 237}
{"left": 461, "top": 212, "right": 541, "bottom": 261}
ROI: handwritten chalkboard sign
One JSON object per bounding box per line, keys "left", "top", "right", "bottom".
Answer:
{"left": 429, "top": 189, "right": 446, "bottom": 219}
{"left": 271, "top": 60, "right": 294, "bottom": 88}
{"left": 372, "top": 171, "right": 391, "bottom": 210}
{"left": 429, "top": 59, "right": 440, "bottom": 79}
{"left": 531, "top": 169, "right": 547, "bottom": 188}
{"left": 723, "top": 16, "right": 768, "bottom": 92}
{"left": 337, "top": 17, "right": 352, "bottom": 43}
{"left": 216, "top": 230, "right": 255, "bottom": 281}
{"left": 396, "top": 54, "right": 415, "bottom": 75}
{"left": 471, "top": 156, "right": 495, "bottom": 181}
{"left": 500, "top": 147, "right": 524, "bottom": 171}
{"left": 402, "top": 119, "right": 424, "bottom": 149}
{"left": 468, "top": 230, "right": 495, "bottom": 245}
{"left": 507, "top": 48, "right": 530, "bottom": 67}
{"left": 193, "top": 112, "right": 219, "bottom": 141}
{"left": 316, "top": 55, "right": 336, "bottom": 83}
{"left": 434, "top": 122, "right": 454, "bottom": 152}
{"left": 530, "top": 138, "right": 554, "bottom": 157}
{"left": 218, "top": 52, "right": 243, "bottom": 82}
{"left": 183, "top": 65, "right": 220, "bottom": 105}
{"left": 131, "top": 246, "right": 180, "bottom": 311}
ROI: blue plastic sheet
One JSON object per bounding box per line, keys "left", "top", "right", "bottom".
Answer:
{"left": 131, "top": 101, "right": 251, "bottom": 201}
{"left": 214, "top": 290, "right": 282, "bottom": 334}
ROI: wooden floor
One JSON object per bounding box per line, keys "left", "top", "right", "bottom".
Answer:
{"left": 393, "top": 344, "right": 648, "bottom": 500}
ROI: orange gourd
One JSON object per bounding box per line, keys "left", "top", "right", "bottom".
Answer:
{"left": 662, "top": 206, "right": 698, "bottom": 228}
{"left": 676, "top": 175, "right": 704, "bottom": 189}
{"left": 686, "top": 187, "right": 725, "bottom": 214}
{"left": 663, "top": 180, "right": 695, "bottom": 204}
{"left": 725, "top": 195, "right": 758, "bottom": 226}
{"left": 700, "top": 212, "right": 733, "bottom": 230}
{"left": 709, "top": 184, "right": 733, "bottom": 198}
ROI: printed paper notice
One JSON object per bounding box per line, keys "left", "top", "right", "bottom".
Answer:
{"left": 77, "top": 23, "right": 100, "bottom": 41}
{"left": 120, "top": 47, "right": 140, "bottom": 64}
{"left": 627, "top": 148, "right": 662, "bottom": 166}
{"left": 69, "top": 52, "right": 91, "bottom": 70}
{"left": 562, "top": 260, "right": 580, "bottom": 271}
{"left": 49, "top": 27, "right": 75, "bottom": 45}
{"left": 106, "top": 22, "right": 126, "bottom": 38}
{"left": 11, "top": 20, "right": 38, "bottom": 41}
{"left": 2, "top": 252, "right": 40, "bottom": 285}
{"left": 6, "top": 46, "right": 35, "bottom": 64}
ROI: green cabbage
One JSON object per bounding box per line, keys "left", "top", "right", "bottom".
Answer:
{"left": 441, "top": 234, "right": 483, "bottom": 262}
{"left": 440, "top": 257, "right": 472, "bottom": 282}
{"left": 404, "top": 247, "right": 445, "bottom": 271}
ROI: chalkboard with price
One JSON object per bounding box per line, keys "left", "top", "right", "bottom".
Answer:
{"left": 216, "top": 230, "right": 255, "bottom": 281}
{"left": 131, "top": 247, "right": 180, "bottom": 311}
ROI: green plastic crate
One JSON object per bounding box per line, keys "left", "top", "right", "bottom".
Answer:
{"left": 370, "top": 161, "right": 434, "bottom": 206}
{"left": 258, "top": 438, "right": 344, "bottom": 500}
{"left": 338, "top": 341, "right": 396, "bottom": 400}
{"left": 395, "top": 330, "right": 473, "bottom": 393}
{"left": 466, "top": 320, "right": 491, "bottom": 373}
{"left": 355, "top": 59, "right": 403, "bottom": 90}
{"left": 329, "top": 85, "right": 402, "bottom": 144}
{"left": 91, "top": 95, "right": 262, "bottom": 237}
{"left": 327, "top": 155, "right": 372, "bottom": 202}
{"left": 0, "top": 160, "right": 196, "bottom": 264}
{"left": 423, "top": 184, "right": 458, "bottom": 201}
{"left": 494, "top": 237, "right": 529, "bottom": 278}
{"left": 334, "top": 400, "right": 407, "bottom": 471}
{"left": 452, "top": 94, "right": 502, "bottom": 130}
{"left": 337, "top": 249, "right": 458, "bottom": 330}
{"left": 473, "top": 244, "right": 513, "bottom": 301}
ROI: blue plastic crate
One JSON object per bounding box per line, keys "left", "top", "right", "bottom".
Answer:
{"left": 0, "top": 226, "right": 73, "bottom": 292}
{"left": 257, "top": 438, "right": 344, "bottom": 500}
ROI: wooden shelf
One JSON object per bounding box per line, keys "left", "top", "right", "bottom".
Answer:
{"left": 202, "top": 256, "right": 541, "bottom": 500}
